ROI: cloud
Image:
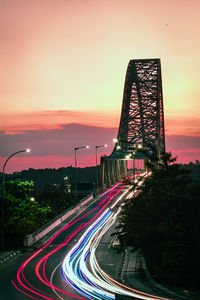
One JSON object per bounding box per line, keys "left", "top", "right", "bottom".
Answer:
{"left": 0, "top": 124, "right": 118, "bottom": 157}
{"left": 1, "top": 110, "right": 200, "bottom": 138}
{"left": 0, "top": 125, "right": 200, "bottom": 173}
{"left": 166, "top": 135, "right": 200, "bottom": 151}
{"left": 1, "top": 125, "right": 200, "bottom": 158}
{"left": 165, "top": 115, "right": 200, "bottom": 136}
{"left": 0, "top": 110, "right": 119, "bottom": 133}
{"left": 165, "top": 135, "right": 200, "bottom": 164}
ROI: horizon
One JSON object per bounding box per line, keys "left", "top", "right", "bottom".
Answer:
{"left": 2, "top": 155, "right": 199, "bottom": 176}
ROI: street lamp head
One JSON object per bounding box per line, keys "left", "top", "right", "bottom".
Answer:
{"left": 26, "top": 148, "right": 31, "bottom": 153}
{"left": 75, "top": 145, "right": 89, "bottom": 150}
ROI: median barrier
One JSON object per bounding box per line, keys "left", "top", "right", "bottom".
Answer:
{"left": 24, "top": 193, "right": 93, "bottom": 247}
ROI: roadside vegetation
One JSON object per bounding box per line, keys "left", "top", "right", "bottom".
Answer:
{"left": 116, "top": 156, "right": 200, "bottom": 289}
{"left": 0, "top": 180, "right": 77, "bottom": 250}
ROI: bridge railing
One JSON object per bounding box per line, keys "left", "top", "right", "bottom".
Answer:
{"left": 24, "top": 193, "right": 93, "bottom": 247}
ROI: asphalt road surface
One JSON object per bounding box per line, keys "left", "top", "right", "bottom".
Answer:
{"left": 0, "top": 173, "right": 170, "bottom": 300}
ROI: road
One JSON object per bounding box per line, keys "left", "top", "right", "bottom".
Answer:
{"left": 0, "top": 173, "right": 170, "bottom": 300}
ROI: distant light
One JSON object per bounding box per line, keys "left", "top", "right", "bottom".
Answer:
{"left": 116, "top": 145, "right": 121, "bottom": 150}
{"left": 104, "top": 144, "right": 108, "bottom": 147}
{"left": 30, "top": 197, "right": 35, "bottom": 202}
{"left": 125, "top": 155, "right": 130, "bottom": 160}
{"left": 26, "top": 149, "right": 31, "bottom": 153}
{"left": 137, "top": 144, "right": 142, "bottom": 149}
{"left": 86, "top": 145, "right": 90, "bottom": 149}
{"left": 113, "top": 138, "right": 118, "bottom": 143}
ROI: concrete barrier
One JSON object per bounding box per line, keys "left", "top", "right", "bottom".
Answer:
{"left": 24, "top": 194, "right": 93, "bottom": 247}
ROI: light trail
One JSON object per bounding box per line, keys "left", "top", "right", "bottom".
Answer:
{"left": 62, "top": 190, "right": 169, "bottom": 300}
{"left": 12, "top": 171, "right": 168, "bottom": 300}
{"left": 12, "top": 179, "right": 125, "bottom": 299}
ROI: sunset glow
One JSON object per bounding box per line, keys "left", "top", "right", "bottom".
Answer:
{"left": 1, "top": 0, "right": 200, "bottom": 172}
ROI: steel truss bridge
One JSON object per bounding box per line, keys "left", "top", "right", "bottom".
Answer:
{"left": 100, "top": 58, "right": 166, "bottom": 187}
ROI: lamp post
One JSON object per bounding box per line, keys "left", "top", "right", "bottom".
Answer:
{"left": 132, "top": 151, "right": 136, "bottom": 179}
{"left": 1, "top": 148, "right": 31, "bottom": 251}
{"left": 95, "top": 144, "right": 107, "bottom": 193}
{"left": 74, "top": 146, "right": 89, "bottom": 198}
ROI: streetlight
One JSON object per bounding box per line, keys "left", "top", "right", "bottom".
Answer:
{"left": 74, "top": 145, "right": 89, "bottom": 198}
{"left": 95, "top": 144, "right": 108, "bottom": 192}
{"left": 1, "top": 148, "right": 31, "bottom": 251}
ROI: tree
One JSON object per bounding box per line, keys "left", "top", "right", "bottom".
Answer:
{"left": 37, "top": 183, "right": 77, "bottom": 216}
{"left": 116, "top": 159, "right": 200, "bottom": 289}
{"left": 0, "top": 180, "right": 51, "bottom": 249}
{"left": 136, "top": 141, "right": 177, "bottom": 173}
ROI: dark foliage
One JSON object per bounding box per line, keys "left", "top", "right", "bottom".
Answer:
{"left": 117, "top": 159, "right": 200, "bottom": 289}
{"left": 0, "top": 166, "right": 96, "bottom": 190}
{"left": 0, "top": 180, "right": 78, "bottom": 249}
{"left": 0, "top": 180, "right": 51, "bottom": 249}
{"left": 37, "top": 183, "right": 77, "bottom": 217}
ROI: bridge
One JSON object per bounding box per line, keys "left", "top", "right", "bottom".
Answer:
{"left": 100, "top": 58, "right": 165, "bottom": 188}
{"left": 7, "top": 58, "right": 169, "bottom": 300}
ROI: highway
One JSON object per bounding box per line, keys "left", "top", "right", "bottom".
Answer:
{"left": 0, "top": 172, "right": 170, "bottom": 300}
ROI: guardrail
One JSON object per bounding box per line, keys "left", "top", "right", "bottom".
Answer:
{"left": 24, "top": 193, "right": 93, "bottom": 247}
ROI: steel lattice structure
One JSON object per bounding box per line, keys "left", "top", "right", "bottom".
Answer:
{"left": 100, "top": 58, "right": 166, "bottom": 187}
{"left": 113, "top": 58, "right": 165, "bottom": 159}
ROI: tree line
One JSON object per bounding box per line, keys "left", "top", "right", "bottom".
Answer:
{"left": 0, "top": 166, "right": 97, "bottom": 250}
{"left": 0, "top": 180, "right": 77, "bottom": 249}
{"left": 116, "top": 156, "right": 200, "bottom": 290}
{"left": 1, "top": 166, "right": 96, "bottom": 190}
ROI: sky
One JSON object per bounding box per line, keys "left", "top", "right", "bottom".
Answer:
{"left": 0, "top": 0, "right": 200, "bottom": 173}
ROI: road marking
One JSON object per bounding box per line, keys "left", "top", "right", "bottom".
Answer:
{"left": 50, "top": 261, "right": 65, "bottom": 300}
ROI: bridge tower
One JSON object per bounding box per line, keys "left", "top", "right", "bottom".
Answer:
{"left": 100, "top": 58, "right": 166, "bottom": 187}
{"left": 113, "top": 58, "right": 165, "bottom": 159}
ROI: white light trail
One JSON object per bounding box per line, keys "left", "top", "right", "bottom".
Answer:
{"left": 62, "top": 187, "right": 169, "bottom": 300}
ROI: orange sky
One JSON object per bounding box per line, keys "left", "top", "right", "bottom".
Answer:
{"left": 0, "top": 0, "right": 200, "bottom": 172}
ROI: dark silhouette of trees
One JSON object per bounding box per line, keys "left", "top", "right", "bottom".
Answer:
{"left": 117, "top": 157, "right": 200, "bottom": 289}
{"left": 0, "top": 179, "right": 78, "bottom": 249}
{"left": 0, "top": 180, "right": 51, "bottom": 249}
{"left": 37, "top": 184, "right": 77, "bottom": 216}
{"left": 0, "top": 166, "right": 96, "bottom": 190}
{"left": 0, "top": 166, "right": 97, "bottom": 249}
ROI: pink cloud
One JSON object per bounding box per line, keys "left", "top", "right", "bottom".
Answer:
{"left": 165, "top": 115, "right": 200, "bottom": 136}
{"left": 166, "top": 135, "right": 200, "bottom": 151}
{"left": 0, "top": 124, "right": 200, "bottom": 173}
{"left": 0, "top": 110, "right": 119, "bottom": 134}
{"left": 0, "top": 124, "right": 117, "bottom": 173}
